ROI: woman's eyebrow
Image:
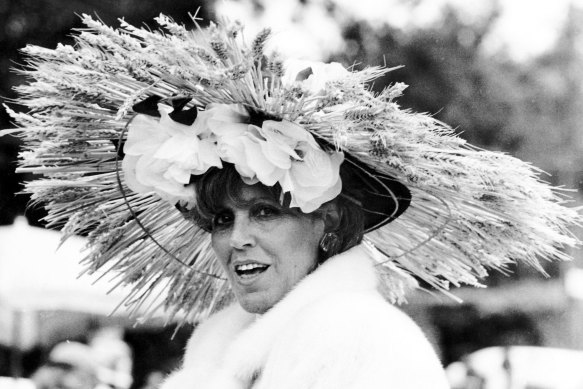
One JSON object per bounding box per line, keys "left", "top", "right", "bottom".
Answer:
{"left": 237, "top": 197, "right": 276, "bottom": 208}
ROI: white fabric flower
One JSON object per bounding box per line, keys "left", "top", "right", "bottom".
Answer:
{"left": 123, "top": 102, "right": 344, "bottom": 213}
{"left": 280, "top": 143, "right": 344, "bottom": 213}
{"left": 283, "top": 59, "right": 349, "bottom": 93}
{"left": 154, "top": 105, "right": 222, "bottom": 178}
{"left": 202, "top": 104, "right": 266, "bottom": 183}
{"left": 196, "top": 103, "right": 250, "bottom": 136}
{"left": 212, "top": 113, "right": 344, "bottom": 212}
{"left": 254, "top": 120, "right": 344, "bottom": 213}
{"left": 122, "top": 104, "right": 221, "bottom": 206}
{"left": 122, "top": 114, "right": 168, "bottom": 193}
{"left": 217, "top": 131, "right": 268, "bottom": 184}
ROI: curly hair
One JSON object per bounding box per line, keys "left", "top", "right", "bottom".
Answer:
{"left": 181, "top": 163, "right": 364, "bottom": 262}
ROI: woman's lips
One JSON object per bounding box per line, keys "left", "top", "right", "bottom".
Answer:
{"left": 232, "top": 262, "right": 270, "bottom": 283}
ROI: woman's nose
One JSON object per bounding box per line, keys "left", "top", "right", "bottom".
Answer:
{"left": 229, "top": 216, "right": 255, "bottom": 249}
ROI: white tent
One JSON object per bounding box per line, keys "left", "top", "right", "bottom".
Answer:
{"left": 0, "top": 217, "right": 168, "bottom": 351}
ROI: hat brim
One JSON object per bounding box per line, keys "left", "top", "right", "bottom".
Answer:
{"left": 315, "top": 135, "right": 411, "bottom": 232}
{"left": 340, "top": 154, "right": 411, "bottom": 233}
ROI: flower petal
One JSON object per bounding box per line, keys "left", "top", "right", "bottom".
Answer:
{"left": 158, "top": 104, "right": 199, "bottom": 137}
{"left": 280, "top": 149, "right": 344, "bottom": 212}
{"left": 124, "top": 115, "right": 169, "bottom": 156}
{"left": 243, "top": 137, "right": 284, "bottom": 186}
{"left": 165, "top": 165, "right": 192, "bottom": 185}
{"left": 204, "top": 104, "right": 249, "bottom": 136}
{"left": 283, "top": 59, "right": 349, "bottom": 93}
{"left": 122, "top": 155, "right": 153, "bottom": 194}
{"left": 289, "top": 176, "right": 342, "bottom": 213}
{"left": 134, "top": 155, "right": 170, "bottom": 188}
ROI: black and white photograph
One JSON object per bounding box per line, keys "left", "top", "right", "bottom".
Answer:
{"left": 1, "top": 1, "right": 583, "bottom": 388}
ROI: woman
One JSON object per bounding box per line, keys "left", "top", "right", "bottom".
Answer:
{"left": 3, "top": 13, "right": 580, "bottom": 389}
{"left": 158, "top": 163, "right": 450, "bottom": 388}
{"left": 31, "top": 342, "right": 99, "bottom": 389}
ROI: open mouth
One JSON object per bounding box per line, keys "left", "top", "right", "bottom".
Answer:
{"left": 234, "top": 263, "right": 270, "bottom": 278}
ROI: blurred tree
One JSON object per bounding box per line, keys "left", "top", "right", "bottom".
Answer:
{"left": 328, "top": 3, "right": 583, "bottom": 281}
{"left": 332, "top": 5, "right": 525, "bottom": 152}
{"left": 0, "top": 0, "right": 210, "bottom": 225}
{"left": 503, "top": 6, "right": 583, "bottom": 186}
{"left": 0, "top": 1, "right": 209, "bottom": 381}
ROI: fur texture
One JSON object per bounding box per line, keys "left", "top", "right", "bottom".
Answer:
{"left": 161, "top": 245, "right": 450, "bottom": 389}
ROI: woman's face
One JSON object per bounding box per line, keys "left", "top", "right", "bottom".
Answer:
{"left": 211, "top": 184, "right": 325, "bottom": 314}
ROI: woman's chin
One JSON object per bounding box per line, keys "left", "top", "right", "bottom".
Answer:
{"left": 235, "top": 291, "right": 276, "bottom": 314}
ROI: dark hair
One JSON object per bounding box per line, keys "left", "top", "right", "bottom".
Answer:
{"left": 182, "top": 163, "right": 364, "bottom": 262}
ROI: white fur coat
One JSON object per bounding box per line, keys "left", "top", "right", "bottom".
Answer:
{"left": 161, "top": 245, "right": 450, "bottom": 389}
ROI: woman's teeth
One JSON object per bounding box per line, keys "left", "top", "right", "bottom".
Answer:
{"left": 234, "top": 263, "right": 269, "bottom": 277}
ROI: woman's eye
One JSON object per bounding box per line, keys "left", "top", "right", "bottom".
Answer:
{"left": 212, "top": 212, "right": 233, "bottom": 228}
{"left": 254, "top": 205, "right": 279, "bottom": 218}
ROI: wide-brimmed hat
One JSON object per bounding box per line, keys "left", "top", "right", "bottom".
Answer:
{"left": 2, "top": 14, "right": 581, "bottom": 323}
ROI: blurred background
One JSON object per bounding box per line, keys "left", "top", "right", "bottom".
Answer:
{"left": 1, "top": 0, "right": 583, "bottom": 388}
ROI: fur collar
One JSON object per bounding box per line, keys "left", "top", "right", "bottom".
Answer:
{"left": 162, "top": 244, "right": 379, "bottom": 389}
{"left": 162, "top": 243, "right": 450, "bottom": 388}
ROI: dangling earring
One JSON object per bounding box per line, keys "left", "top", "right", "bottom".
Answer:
{"left": 319, "top": 232, "right": 339, "bottom": 253}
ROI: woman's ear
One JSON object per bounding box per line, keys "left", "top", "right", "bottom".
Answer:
{"left": 320, "top": 201, "right": 340, "bottom": 232}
